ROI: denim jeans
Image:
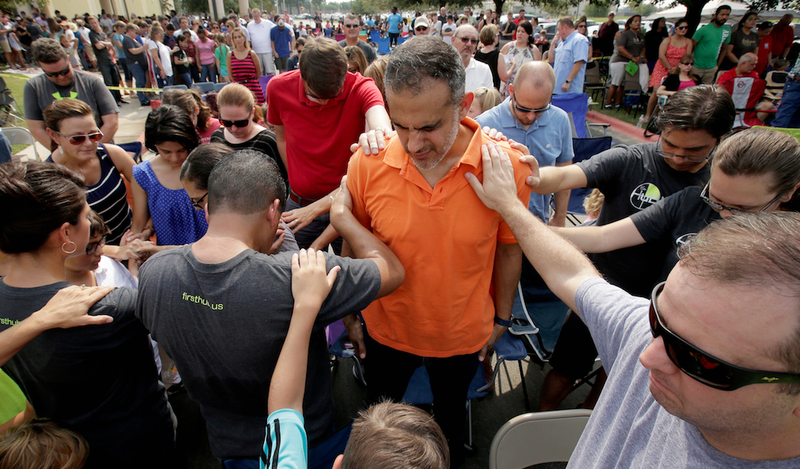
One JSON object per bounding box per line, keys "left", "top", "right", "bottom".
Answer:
{"left": 179, "top": 71, "right": 192, "bottom": 87}
{"left": 773, "top": 79, "right": 800, "bottom": 128}
{"left": 128, "top": 62, "right": 149, "bottom": 104}
{"left": 156, "top": 74, "right": 174, "bottom": 89}
{"left": 200, "top": 63, "right": 216, "bottom": 83}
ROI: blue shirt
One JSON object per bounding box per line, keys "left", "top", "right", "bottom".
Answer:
{"left": 554, "top": 30, "right": 590, "bottom": 95}
{"left": 270, "top": 26, "right": 294, "bottom": 58}
{"left": 387, "top": 14, "right": 402, "bottom": 34}
{"left": 476, "top": 100, "right": 574, "bottom": 221}
{"left": 260, "top": 409, "right": 307, "bottom": 469}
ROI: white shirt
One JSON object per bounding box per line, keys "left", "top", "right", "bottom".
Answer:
{"left": 247, "top": 18, "right": 274, "bottom": 53}
{"left": 465, "top": 57, "right": 494, "bottom": 92}
{"left": 441, "top": 22, "right": 456, "bottom": 44}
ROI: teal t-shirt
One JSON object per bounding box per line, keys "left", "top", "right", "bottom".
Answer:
{"left": 215, "top": 44, "right": 229, "bottom": 77}
{"left": 692, "top": 23, "right": 731, "bottom": 69}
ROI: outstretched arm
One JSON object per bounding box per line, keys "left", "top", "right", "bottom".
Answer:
{"left": 268, "top": 249, "right": 339, "bottom": 413}
{"left": 0, "top": 286, "right": 114, "bottom": 366}
{"left": 465, "top": 142, "right": 599, "bottom": 314}
{"left": 552, "top": 218, "right": 645, "bottom": 253}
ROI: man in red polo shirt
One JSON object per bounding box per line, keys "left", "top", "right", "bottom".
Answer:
{"left": 267, "top": 37, "right": 390, "bottom": 251}
{"left": 342, "top": 36, "right": 530, "bottom": 468}
{"left": 769, "top": 14, "right": 794, "bottom": 62}
{"left": 756, "top": 21, "right": 774, "bottom": 77}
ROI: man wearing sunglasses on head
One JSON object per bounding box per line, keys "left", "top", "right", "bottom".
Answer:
{"left": 338, "top": 13, "right": 376, "bottom": 65}
{"left": 454, "top": 25, "right": 493, "bottom": 92}
{"left": 529, "top": 85, "right": 734, "bottom": 412}
{"left": 23, "top": 38, "right": 119, "bottom": 150}
{"left": 469, "top": 147, "right": 800, "bottom": 467}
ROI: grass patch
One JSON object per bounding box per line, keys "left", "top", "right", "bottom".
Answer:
{"left": 0, "top": 71, "right": 31, "bottom": 155}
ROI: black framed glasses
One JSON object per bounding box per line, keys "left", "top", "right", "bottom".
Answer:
{"left": 699, "top": 183, "right": 784, "bottom": 215}
{"left": 190, "top": 192, "right": 208, "bottom": 210}
{"left": 55, "top": 130, "right": 104, "bottom": 145}
{"left": 676, "top": 25, "right": 689, "bottom": 30}
{"left": 656, "top": 136, "right": 716, "bottom": 163}
{"left": 512, "top": 94, "right": 551, "bottom": 114}
{"left": 415, "top": 26, "right": 428, "bottom": 31}
{"left": 44, "top": 65, "right": 71, "bottom": 78}
{"left": 220, "top": 118, "right": 250, "bottom": 128}
{"left": 577, "top": 24, "right": 586, "bottom": 28}
{"left": 85, "top": 236, "right": 106, "bottom": 255}
{"left": 649, "top": 281, "right": 800, "bottom": 391}
{"left": 455, "top": 36, "right": 479, "bottom": 45}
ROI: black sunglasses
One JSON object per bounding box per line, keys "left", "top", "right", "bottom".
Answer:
{"left": 456, "top": 36, "right": 479, "bottom": 45}
{"left": 220, "top": 118, "right": 250, "bottom": 128}
{"left": 649, "top": 281, "right": 800, "bottom": 391}
{"left": 44, "top": 65, "right": 71, "bottom": 78}
{"left": 676, "top": 25, "right": 689, "bottom": 30}
{"left": 85, "top": 236, "right": 106, "bottom": 255}
{"left": 190, "top": 192, "right": 208, "bottom": 210}
{"left": 55, "top": 130, "right": 104, "bottom": 145}
{"left": 512, "top": 94, "right": 551, "bottom": 114}
{"left": 344, "top": 24, "right": 359, "bottom": 28}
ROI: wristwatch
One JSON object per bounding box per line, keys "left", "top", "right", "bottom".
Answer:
{"left": 565, "top": 79, "right": 570, "bottom": 83}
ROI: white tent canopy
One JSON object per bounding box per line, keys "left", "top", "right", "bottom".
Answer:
{"left": 645, "top": 0, "right": 799, "bottom": 23}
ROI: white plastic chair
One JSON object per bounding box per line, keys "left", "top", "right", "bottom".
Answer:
{"left": 489, "top": 409, "right": 592, "bottom": 469}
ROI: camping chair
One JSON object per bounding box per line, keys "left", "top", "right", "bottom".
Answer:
{"left": 721, "top": 77, "right": 771, "bottom": 129}
{"left": 0, "top": 77, "right": 23, "bottom": 126}
{"left": 4, "top": 127, "right": 39, "bottom": 161}
{"left": 583, "top": 63, "right": 606, "bottom": 104}
{"left": 477, "top": 330, "right": 531, "bottom": 410}
{"left": 191, "top": 82, "right": 216, "bottom": 94}
{"left": 564, "top": 136, "right": 613, "bottom": 225}
{"left": 621, "top": 77, "right": 647, "bottom": 119}
{"left": 764, "top": 70, "right": 789, "bottom": 101}
{"left": 489, "top": 409, "right": 592, "bottom": 469}
{"left": 375, "top": 36, "right": 390, "bottom": 55}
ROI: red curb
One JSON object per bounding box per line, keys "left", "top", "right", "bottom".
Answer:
{"left": 587, "top": 110, "right": 658, "bottom": 143}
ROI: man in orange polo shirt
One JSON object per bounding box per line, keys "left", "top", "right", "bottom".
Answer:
{"left": 342, "top": 36, "right": 531, "bottom": 468}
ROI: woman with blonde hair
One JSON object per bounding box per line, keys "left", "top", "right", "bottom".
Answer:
{"left": 162, "top": 88, "right": 222, "bottom": 144}
{"left": 467, "top": 86, "right": 502, "bottom": 118}
{"left": 226, "top": 27, "right": 263, "bottom": 104}
{"left": 210, "top": 83, "right": 286, "bottom": 187}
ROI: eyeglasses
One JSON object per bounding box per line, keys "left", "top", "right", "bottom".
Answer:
{"left": 455, "top": 36, "right": 479, "bottom": 45}
{"left": 344, "top": 24, "right": 359, "bottom": 28}
{"left": 190, "top": 192, "right": 208, "bottom": 209}
{"left": 44, "top": 65, "right": 71, "bottom": 78}
{"left": 699, "top": 183, "right": 784, "bottom": 215}
{"left": 676, "top": 25, "right": 688, "bottom": 30}
{"left": 55, "top": 130, "right": 104, "bottom": 145}
{"left": 577, "top": 24, "right": 586, "bottom": 28}
{"left": 649, "top": 281, "right": 800, "bottom": 390}
{"left": 415, "top": 26, "right": 428, "bottom": 31}
{"left": 512, "top": 95, "right": 551, "bottom": 114}
{"left": 85, "top": 236, "right": 106, "bottom": 255}
{"left": 656, "top": 136, "right": 716, "bottom": 163}
{"left": 680, "top": 62, "right": 694, "bottom": 66}
{"left": 220, "top": 118, "right": 250, "bottom": 128}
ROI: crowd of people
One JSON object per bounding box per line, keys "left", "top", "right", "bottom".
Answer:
{"left": 1, "top": 5, "right": 800, "bottom": 469}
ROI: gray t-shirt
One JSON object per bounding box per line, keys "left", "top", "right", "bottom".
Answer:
{"left": 23, "top": 70, "right": 119, "bottom": 129}
{"left": 568, "top": 278, "right": 800, "bottom": 468}
{"left": 338, "top": 38, "right": 377, "bottom": 65}
{"left": 611, "top": 29, "right": 645, "bottom": 63}
{"left": 136, "top": 245, "right": 381, "bottom": 460}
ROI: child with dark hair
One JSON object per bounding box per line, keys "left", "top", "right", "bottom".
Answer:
{"left": 129, "top": 105, "right": 207, "bottom": 246}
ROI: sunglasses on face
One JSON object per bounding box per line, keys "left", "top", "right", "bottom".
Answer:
{"left": 649, "top": 282, "right": 800, "bottom": 391}
{"left": 680, "top": 62, "right": 694, "bottom": 66}
{"left": 190, "top": 192, "right": 208, "bottom": 209}
{"left": 220, "top": 118, "right": 250, "bottom": 128}
{"left": 416, "top": 26, "right": 428, "bottom": 31}
{"left": 512, "top": 95, "right": 551, "bottom": 114}
{"left": 344, "top": 24, "right": 359, "bottom": 28}
{"left": 85, "top": 236, "right": 106, "bottom": 255}
{"left": 44, "top": 65, "right": 71, "bottom": 78}
{"left": 676, "top": 25, "right": 688, "bottom": 30}
{"left": 55, "top": 130, "right": 104, "bottom": 145}
{"left": 456, "top": 36, "right": 479, "bottom": 45}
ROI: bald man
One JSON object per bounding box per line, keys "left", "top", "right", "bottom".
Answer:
{"left": 455, "top": 24, "right": 493, "bottom": 92}
{"left": 716, "top": 52, "right": 759, "bottom": 84}
{"left": 476, "top": 61, "right": 573, "bottom": 225}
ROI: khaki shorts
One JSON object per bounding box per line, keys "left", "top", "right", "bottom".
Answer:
{"left": 692, "top": 66, "right": 718, "bottom": 85}
{"left": 0, "top": 39, "right": 10, "bottom": 54}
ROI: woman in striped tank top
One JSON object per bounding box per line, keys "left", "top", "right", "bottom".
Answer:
{"left": 226, "top": 27, "right": 264, "bottom": 104}
{"left": 43, "top": 99, "right": 138, "bottom": 254}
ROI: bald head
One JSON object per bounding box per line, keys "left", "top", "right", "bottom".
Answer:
{"left": 455, "top": 24, "right": 478, "bottom": 38}
{"left": 515, "top": 61, "right": 556, "bottom": 94}
{"left": 739, "top": 52, "right": 758, "bottom": 64}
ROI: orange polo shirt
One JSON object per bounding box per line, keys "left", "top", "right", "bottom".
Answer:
{"left": 347, "top": 117, "right": 531, "bottom": 357}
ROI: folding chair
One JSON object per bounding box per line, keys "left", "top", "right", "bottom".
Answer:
{"left": 213, "top": 82, "right": 228, "bottom": 93}
{"left": 621, "top": 77, "right": 647, "bottom": 119}
{"left": 477, "top": 331, "right": 531, "bottom": 410}
{"left": 375, "top": 37, "right": 390, "bottom": 55}
{"left": 564, "top": 137, "right": 613, "bottom": 225}
{"left": 192, "top": 82, "right": 216, "bottom": 94}
{"left": 765, "top": 70, "right": 789, "bottom": 101}
{"left": 4, "top": 126, "right": 39, "bottom": 161}
{"left": 0, "top": 76, "right": 23, "bottom": 126}
{"left": 489, "top": 409, "right": 592, "bottom": 469}
{"left": 583, "top": 63, "right": 606, "bottom": 104}
{"left": 369, "top": 30, "right": 381, "bottom": 43}
{"left": 721, "top": 77, "right": 770, "bottom": 129}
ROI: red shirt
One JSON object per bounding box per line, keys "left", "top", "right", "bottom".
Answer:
{"left": 717, "top": 68, "right": 758, "bottom": 85}
{"left": 769, "top": 23, "right": 794, "bottom": 58}
{"left": 266, "top": 70, "right": 384, "bottom": 199}
{"left": 756, "top": 34, "right": 773, "bottom": 76}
